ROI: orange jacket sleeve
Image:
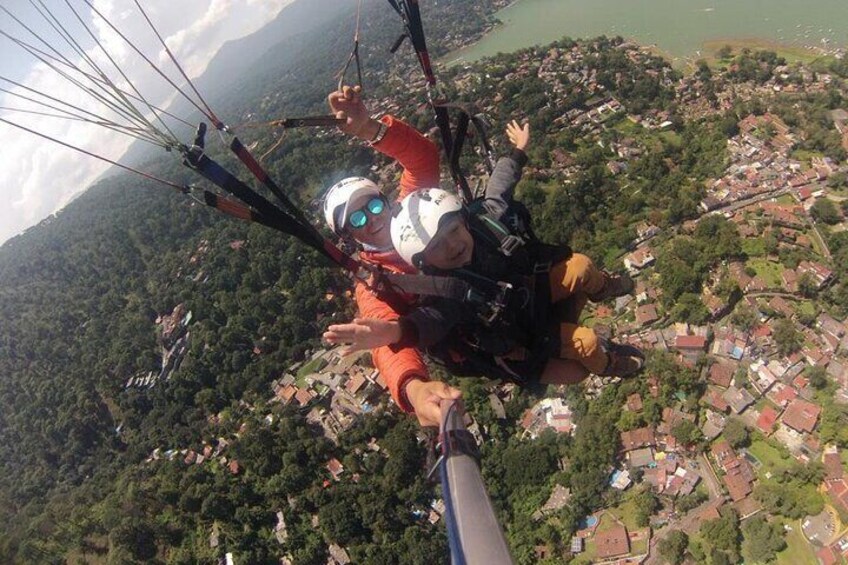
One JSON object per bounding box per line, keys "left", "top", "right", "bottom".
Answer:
{"left": 373, "top": 115, "right": 441, "bottom": 199}
{"left": 349, "top": 115, "right": 439, "bottom": 412}
{"left": 355, "top": 280, "right": 429, "bottom": 413}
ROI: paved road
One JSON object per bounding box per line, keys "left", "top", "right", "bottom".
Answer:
{"left": 645, "top": 454, "right": 725, "bottom": 564}
{"left": 697, "top": 187, "right": 792, "bottom": 222}
{"left": 697, "top": 453, "right": 723, "bottom": 501}
{"left": 809, "top": 222, "right": 832, "bottom": 259}
{"left": 645, "top": 498, "right": 717, "bottom": 565}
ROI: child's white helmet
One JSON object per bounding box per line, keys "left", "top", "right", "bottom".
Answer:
{"left": 391, "top": 188, "right": 464, "bottom": 267}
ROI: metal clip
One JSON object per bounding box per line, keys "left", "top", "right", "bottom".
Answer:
{"left": 499, "top": 235, "right": 524, "bottom": 256}
{"left": 483, "top": 282, "right": 513, "bottom": 324}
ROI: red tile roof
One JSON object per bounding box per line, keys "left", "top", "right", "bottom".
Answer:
{"left": 620, "top": 427, "right": 656, "bottom": 451}
{"left": 277, "top": 384, "right": 298, "bottom": 403}
{"left": 635, "top": 304, "right": 659, "bottom": 326}
{"left": 756, "top": 406, "right": 779, "bottom": 435}
{"left": 626, "top": 393, "right": 643, "bottom": 412}
{"left": 752, "top": 324, "right": 771, "bottom": 339}
{"left": 772, "top": 384, "right": 797, "bottom": 407}
{"left": 346, "top": 374, "right": 367, "bottom": 395}
{"left": 675, "top": 335, "right": 707, "bottom": 350}
{"left": 826, "top": 480, "right": 848, "bottom": 516}
{"left": 326, "top": 458, "right": 344, "bottom": 480}
{"left": 707, "top": 388, "right": 730, "bottom": 413}
{"left": 295, "top": 388, "right": 314, "bottom": 407}
{"left": 782, "top": 399, "right": 822, "bottom": 433}
{"left": 724, "top": 472, "right": 753, "bottom": 502}
{"left": 816, "top": 546, "right": 839, "bottom": 565}
{"left": 709, "top": 362, "right": 734, "bottom": 388}
{"left": 824, "top": 451, "right": 843, "bottom": 481}
{"left": 595, "top": 524, "right": 630, "bottom": 559}
{"left": 375, "top": 372, "right": 387, "bottom": 390}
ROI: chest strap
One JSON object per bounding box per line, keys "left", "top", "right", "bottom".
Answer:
{"left": 380, "top": 272, "right": 512, "bottom": 325}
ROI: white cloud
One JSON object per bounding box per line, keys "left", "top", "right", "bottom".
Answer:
{"left": 0, "top": 0, "right": 295, "bottom": 245}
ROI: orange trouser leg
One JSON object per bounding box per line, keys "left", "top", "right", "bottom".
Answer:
{"left": 539, "top": 358, "right": 590, "bottom": 385}
{"left": 548, "top": 253, "right": 606, "bottom": 322}
{"left": 559, "top": 323, "right": 608, "bottom": 374}
{"left": 548, "top": 253, "right": 606, "bottom": 302}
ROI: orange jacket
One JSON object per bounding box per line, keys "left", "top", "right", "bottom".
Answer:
{"left": 355, "top": 115, "right": 440, "bottom": 412}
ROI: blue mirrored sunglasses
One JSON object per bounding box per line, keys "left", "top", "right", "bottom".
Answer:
{"left": 348, "top": 197, "right": 386, "bottom": 229}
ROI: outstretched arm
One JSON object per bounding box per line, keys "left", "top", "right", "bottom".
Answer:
{"left": 328, "top": 85, "right": 440, "bottom": 196}
{"left": 327, "top": 282, "right": 462, "bottom": 426}
{"left": 324, "top": 318, "right": 401, "bottom": 354}
{"left": 482, "top": 120, "right": 531, "bottom": 217}
{"left": 325, "top": 296, "right": 470, "bottom": 354}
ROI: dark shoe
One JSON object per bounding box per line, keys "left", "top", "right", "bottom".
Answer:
{"left": 598, "top": 341, "right": 645, "bottom": 377}
{"left": 588, "top": 271, "right": 634, "bottom": 302}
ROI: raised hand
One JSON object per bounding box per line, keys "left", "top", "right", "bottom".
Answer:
{"left": 506, "top": 119, "right": 530, "bottom": 151}
{"left": 327, "top": 85, "right": 379, "bottom": 140}
{"left": 323, "top": 317, "right": 401, "bottom": 354}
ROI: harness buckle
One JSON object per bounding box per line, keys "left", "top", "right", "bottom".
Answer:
{"left": 499, "top": 234, "right": 524, "bottom": 256}
{"left": 483, "top": 282, "right": 513, "bottom": 324}
{"left": 533, "top": 261, "right": 552, "bottom": 274}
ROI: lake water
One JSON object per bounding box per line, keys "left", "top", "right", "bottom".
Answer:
{"left": 446, "top": 0, "right": 848, "bottom": 64}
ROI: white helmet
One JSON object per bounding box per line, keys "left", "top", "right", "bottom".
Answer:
{"left": 323, "top": 177, "right": 381, "bottom": 234}
{"left": 391, "top": 188, "right": 464, "bottom": 267}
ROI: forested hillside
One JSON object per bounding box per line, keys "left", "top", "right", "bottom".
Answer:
{"left": 2, "top": 0, "right": 847, "bottom": 562}
{"left": 0, "top": 1, "right": 516, "bottom": 562}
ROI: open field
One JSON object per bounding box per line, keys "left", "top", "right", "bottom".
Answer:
{"left": 746, "top": 258, "right": 784, "bottom": 287}
{"left": 792, "top": 149, "right": 827, "bottom": 167}
{"left": 774, "top": 194, "right": 797, "bottom": 206}
{"left": 747, "top": 439, "right": 794, "bottom": 478}
{"left": 702, "top": 38, "right": 834, "bottom": 67}
{"left": 609, "top": 500, "right": 643, "bottom": 532}
{"left": 775, "top": 522, "right": 818, "bottom": 565}
{"left": 742, "top": 237, "right": 766, "bottom": 257}
{"left": 296, "top": 356, "right": 326, "bottom": 386}
{"left": 795, "top": 301, "right": 817, "bottom": 318}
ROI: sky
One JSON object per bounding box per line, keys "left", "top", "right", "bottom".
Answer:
{"left": 0, "top": 0, "right": 297, "bottom": 246}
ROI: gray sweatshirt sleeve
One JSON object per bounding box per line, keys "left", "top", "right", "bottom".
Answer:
{"left": 479, "top": 149, "right": 528, "bottom": 218}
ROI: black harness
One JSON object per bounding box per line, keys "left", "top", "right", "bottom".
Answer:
{"left": 377, "top": 203, "right": 571, "bottom": 383}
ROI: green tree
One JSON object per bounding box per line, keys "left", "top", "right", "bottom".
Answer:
{"left": 723, "top": 419, "right": 750, "bottom": 449}
{"left": 812, "top": 198, "right": 842, "bottom": 225}
{"left": 700, "top": 509, "right": 741, "bottom": 563}
{"left": 658, "top": 530, "right": 689, "bottom": 565}
{"left": 632, "top": 489, "right": 660, "bottom": 527}
{"left": 676, "top": 490, "right": 708, "bottom": 513}
{"left": 773, "top": 318, "right": 803, "bottom": 356}
{"left": 754, "top": 482, "right": 824, "bottom": 519}
{"left": 617, "top": 410, "right": 644, "bottom": 432}
{"left": 808, "top": 365, "right": 829, "bottom": 390}
{"left": 820, "top": 402, "right": 848, "bottom": 447}
{"left": 110, "top": 519, "right": 157, "bottom": 561}
{"left": 798, "top": 272, "right": 818, "bottom": 298}
{"left": 671, "top": 420, "right": 702, "bottom": 447}
{"left": 669, "top": 293, "right": 710, "bottom": 324}
{"left": 742, "top": 515, "right": 786, "bottom": 563}
{"left": 731, "top": 304, "right": 759, "bottom": 332}
{"left": 827, "top": 172, "right": 846, "bottom": 189}
{"left": 763, "top": 230, "right": 779, "bottom": 254}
